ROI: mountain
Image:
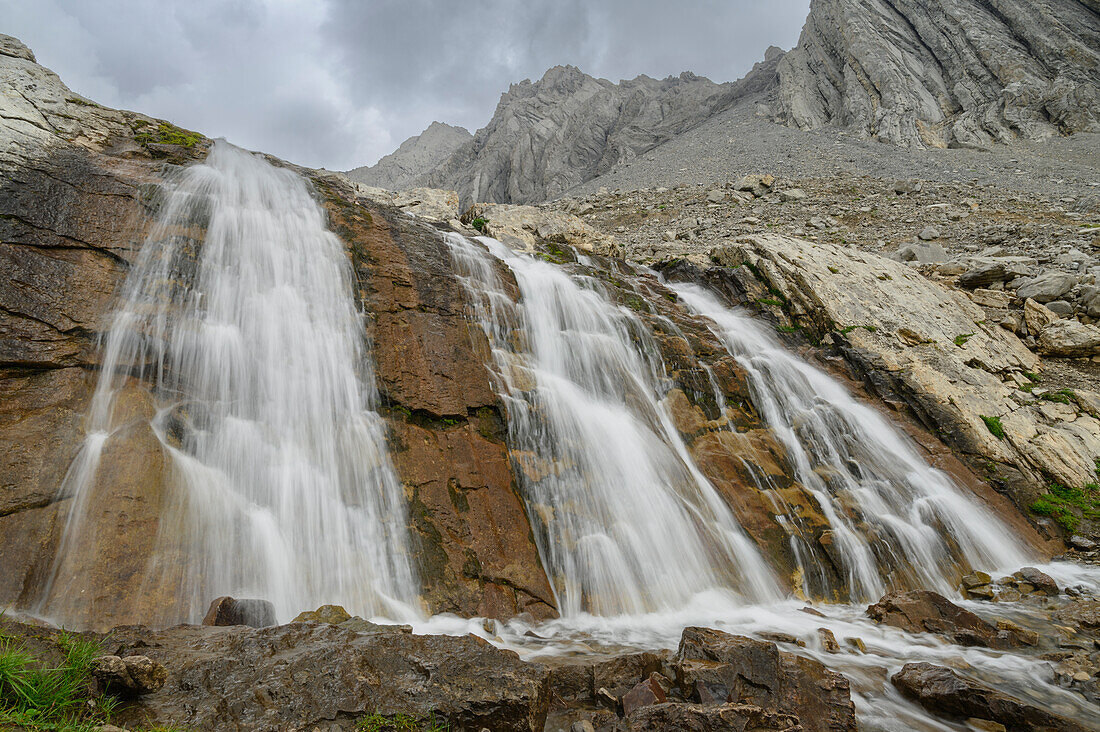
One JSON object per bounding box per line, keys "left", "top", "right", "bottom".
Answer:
{"left": 346, "top": 120, "right": 471, "bottom": 189}
{"left": 775, "top": 0, "right": 1100, "bottom": 148}
{"left": 350, "top": 0, "right": 1099, "bottom": 204}
{"left": 358, "top": 59, "right": 781, "bottom": 206}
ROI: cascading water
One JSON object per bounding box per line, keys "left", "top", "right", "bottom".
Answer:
{"left": 669, "top": 282, "right": 1033, "bottom": 599}
{"left": 445, "top": 232, "right": 780, "bottom": 615}
{"left": 40, "top": 142, "right": 418, "bottom": 623}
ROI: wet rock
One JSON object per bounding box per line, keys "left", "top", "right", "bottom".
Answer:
{"left": 673, "top": 627, "right": 856, "bottom": 732}
{"left": 202, "top": 596, "right": 277, "bottom": 628}
{"left": 1016, "top": 567, "right": 1059, "bottom": 596}
{"left": 292, "top": 604, "right": 352, "bottom": 624}
{"left": 620, "top": 673, "right": 667, "bottom": 716}
{"left": 110, "top": 622, "right": 551, "bottom": 731}
{"left": 892, "top": 662, "right": 1088, "bottom": 732}
{"left": 91, "top": 655, "right": 167, "bottom": 696}
{"left": 1054, "top": 601, "right": 1100, "bottom": 631}
{"left": 817, "top": 627, "right": 841, "bottom": 653}
{"left": 866, "top": 590, "right": 1010, "bottom": 648}
{"left": 616, "top": 702, "right": 801, "bottom": 731}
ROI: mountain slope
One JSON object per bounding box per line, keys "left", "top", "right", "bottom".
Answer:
{"left": 417, "top": 61, "right": 780, "bottom": 205}
{"left": 776, "top": 0, "right": 1100, "bottom": 148}
{"left": 346, "top": 121, "right": 470, "bottom": 189}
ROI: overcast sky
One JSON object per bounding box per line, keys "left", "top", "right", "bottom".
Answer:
{"left": 2, "top": 1, "right": 810, "bottom": 170}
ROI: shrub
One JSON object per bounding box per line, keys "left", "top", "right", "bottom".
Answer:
{"left": 470, "top": 218, "right": 488, "bottom": 232}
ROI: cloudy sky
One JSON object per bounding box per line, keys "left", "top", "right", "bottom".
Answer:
{"left": 3, "top": 1, "right": 810, "bottom": 170}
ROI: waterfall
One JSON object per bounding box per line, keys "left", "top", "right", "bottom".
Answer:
{"left": 40, "top": 142, "right": 418, "bottom": 623}
{"left": 445, "top": 232, "right": 781, "bottom": 616}
{"left": 670, "top": 282, "right": 1033, "bottom": 599}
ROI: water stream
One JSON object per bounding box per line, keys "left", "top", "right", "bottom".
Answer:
{"left": 39, "top": 142, "right": 418, "bottom": 623}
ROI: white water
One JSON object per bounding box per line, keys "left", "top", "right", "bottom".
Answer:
{"left": 446, "top": 232, "right": 780, "bottom": 615}
{"left": 40, "top": 142, "right": 418, "bottom": 623}
{"left": 670, "top": 283, "right": 1034, "bottom": 599}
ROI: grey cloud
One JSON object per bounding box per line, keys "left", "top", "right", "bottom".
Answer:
{"left": 0, "top": 0, "right": 809, "bottom": 169}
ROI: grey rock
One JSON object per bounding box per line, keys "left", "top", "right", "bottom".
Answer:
{"left": 776, "top": 0, "right": 1100, "bottom": 149}
{"left": 779, "top": 188, "right": 807, "bottom": 202}
{"left": 1079, "top": 285, "right": 1100, "bottom": 318}
{"left": 1016, "top": 272, "right": 1077, "bottom": 302}
{"left": 1045, "top": 299, "right": 1074, "bottom": 316}
{"left": 918, "top": 226, "right": 940, "bottom": 241}
{"left": 346, "top": 121, "right": 471, "bottom": 190}
{"left": 705, "top": 189, "right": 727, "bottom": 203}
{"left": 1037, "top": 319, "right": 1100, "bottom": 357}
{"left": 957, "top": 262, "right": 1008, "bottom": 289}
{"left": 896, "top": 241, "right": 948, "bottom": 263}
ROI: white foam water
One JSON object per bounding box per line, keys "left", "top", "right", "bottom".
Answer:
{"left": 669, "top": 282, "right": 1034, "bottom": 599}
{"left": 39, "top": 141, "right": 419, "bottom": 623}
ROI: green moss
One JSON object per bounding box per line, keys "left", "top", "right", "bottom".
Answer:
{"left": 980, "top": 415, "right": 1005, "bottom": 440}
{"left": 132, "top": 121, "right": 204, "bottom": 148}
{"left": 357, "top": 712, "right": 449, "bottom": 732}
{"left": 755, "top": 298, "right": 784, "bottom": 307}
{"left": 1038, "top": 389, "right": 1076, "bottom": 405}
{"left": 1022, "top": 372, "right": 1041, "bottom": 383}
{"left": 837, "top": 324, "right": 877, "bottom": 335}
{"left": 775, "top": 324, "right": 802, "bottom": 334}
{"left": 470, "top": 218, "right": 488, "bottom": 232}
{"left": 1029, "top": 482, "right": 1100, "bottom": 534}
{"left": 827, "top": 266, "right": 840, "bottom": 274}
{"left": 954, "top": 333, "right": 974, "bottom": 347}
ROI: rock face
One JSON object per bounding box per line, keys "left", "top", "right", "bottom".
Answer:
{"left": 105, "top": 622, "right": 551, "bottom": 732}
{"left": 710, "top": 234, "right": 1099, "bottom": 531}
{"left": 346, "top": 121, "right": 471, "bottom": 190}
{"left": 892, "top": 662, "right": 1089, "bottom": 732}
{"left": 776, "top": 0, "right": 1100, "bottom": 148}
{"left": 419, "top": 65, "right": 750, "bottom": 205}
{"left": 461, "top": 202, "right": 618, "bottom": 255}
{"left": 865, "top": 591, "right": 1011, "bottom": 648}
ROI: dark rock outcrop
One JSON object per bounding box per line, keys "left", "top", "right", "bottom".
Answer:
{"left": 892, "top": 662, "right": 1089, "bottom": 732}
{"left": 866, "top": 590, "right": 1011, "bottom": 648}
{"left": 674, "top": 627, "right": 857, "bottom": 732}
{"left": 776, "top": 0, "right": 1100, "bottom": 148}
{"left": 202, "top": 596, "right": 277, "bottom": 628}
{"left": 104, "top": 622, "right": 551, "bottom": 732}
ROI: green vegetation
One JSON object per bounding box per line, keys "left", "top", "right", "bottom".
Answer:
{"left": 954, "top": 333, "right": 974, "bottom": 347}
{"left": 1029, "top": 481, "right": 1100, "bottom": 533}
{"left": 1038, "top": 388, "right": 1076, "bottom": 405}
{"left": 1023, "top": 372, "right": 1041, "bottom": 383}
{"left": 980, "top": 415, "right": 1005, "bottom": 440}
{"left": 470, "top": 218, "right": 488, "bottom": 232}
{"left": 755, "top": 298, "right": 785, "bottom": 307}
{"left": 357, "top": 712, "right": 450, "bottom": 732}
{"left": 131, "top": 120, "right": 204, "bottom": 148}
{"left": 827, "top": 266, "right": 840, "bottom": 274}
{"left": 838, "top": 324, "right": 877, "bottom": 335}
{"left": 775, "top": 324, "right": 802, "bottom": 334}
{"left": 0, "top": 630, "right": 119, "bottom": 731}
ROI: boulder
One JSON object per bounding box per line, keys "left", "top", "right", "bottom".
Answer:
{"left": 957, "top": 262, "right": 1008, "bottom": 289}
{"left": 1015, "top": 567, "right": 1059, "bottom": 596}
{"left": 673, "top": 627, "right": 856, "bottom": 732}
{"left": 892, "top": 662, "right": 1088, "bottom": 732}
{"left": 896, "top": 241, "right": 948, "bottom": 263}
{"left": 779, "top": 188, "right": 807, "bottom": 202}
{"left": 461, "top": 202, "right": 616, "bottom": 255}
{"left": 202, "top": 596, "right": 277, "bottom": 628}
{"left": 91, "top": 655, "right": 167, "bottom": 696}
{"left": 918, "top": 226, "right": 940, "bottom": 241}
{"left": 292, "top": 604, "right": 352, "bottom": 624}
{"left": 110, "top": 622, "right": 551, "bottom": 731}
{"left": 866, "top": 591, "right": 1010, "bottom": 648}
{"left": 1037, "top": 320, "right": 1100, "bottom": 357}
{"left": 1016, "top": 273, "right": 1077, "bottom": 303}
{"left": 736, "top": 174, "right": 776, "bottom": 197}
{"left": 1023, "top": 298, "right": 1059, "bottom": 334}
{"left": 620, "top": 673, "right": 668, "bottom": 716}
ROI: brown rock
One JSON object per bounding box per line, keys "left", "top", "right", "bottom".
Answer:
{"left": 202, "top": 596, "right": 277, "bottom": 628}
{"left": 617, "top": 702, "right": 800, "bottom": 731}
{"left": 621, "top": 674, "right": 668, "bottom": 716}
{"left": 293, "top": 604, "right": 352, "bottom": 624}
{"left": 674, "top": 627, "right": 856, "bottom": 732}
{"left": 891, "top": 662, "right": 1088, "bottom": 732}
{"left": 91, "top": 655, "right": 167, "bottom": 696}
{"left": 866, "top": 590, "right": 1011, "bottom": 648}
{"left": 1016, "top": 566, "right": 1059, "bottom": 596}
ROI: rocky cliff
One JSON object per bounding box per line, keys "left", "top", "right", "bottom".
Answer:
{"left": 411, "top": 64, "right": 773, "bottom": 206}
{"left": 776, "top": 0, "right": 1100, "bottom": 148}
{"left": 346, "top": 120, "right": 471, "bottom": 190}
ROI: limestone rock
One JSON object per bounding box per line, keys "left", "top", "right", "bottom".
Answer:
{"left": 461, "top": 202, "right": 617, "bottom": 255}
{"left": 349, "top": 183, "right": 461, "bottom": 222}
{"left": 91, "top": 655, "right": 168, "bottom": 696}
{"left": 1017, "top": 272, "right": 1077, "bottom": 303}
{"left": 892, "top": 662, "right": 1089, "bottom": 732}
{"left": 776, "top": 0, "right": 1100, "bottom": 148}
{"left": 1037, "top": 319, "right": 1100, "bottom": 357}
{"left": 1023, "top": 298, "right": 1059, "bottom": 334}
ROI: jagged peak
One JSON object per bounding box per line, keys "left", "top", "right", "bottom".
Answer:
{"left": 0, "top": 34, "right": 36, "bottom": 63}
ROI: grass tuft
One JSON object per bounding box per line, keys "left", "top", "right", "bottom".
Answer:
{"left": 357, "top": 711, "right": 450, "bottom": 732}
{"left": 1029, "top": 482, "right": 1100, "bottom": 534}
{"left": 980, "top": 415, "right": 1005, "bottom": 440}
